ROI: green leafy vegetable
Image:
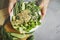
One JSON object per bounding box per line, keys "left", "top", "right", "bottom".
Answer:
{"left": 11, "top": 0, "right": 41, "bottom": 33}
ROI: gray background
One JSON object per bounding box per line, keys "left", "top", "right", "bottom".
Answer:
{"left": 34, "top": 0, "right": 60, "bottom": 40}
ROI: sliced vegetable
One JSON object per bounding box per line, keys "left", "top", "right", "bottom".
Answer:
{"left": 11, "top": 0, "right": 41, "bottom": 33}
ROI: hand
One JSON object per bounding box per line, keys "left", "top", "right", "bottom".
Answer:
{"left": 8, "top": 0, "right": 16, "bottom": 13}
{"left": 39, "top": 0, "right": 49, "bottom": 19}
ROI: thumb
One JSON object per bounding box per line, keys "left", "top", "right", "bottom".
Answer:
{"left": 8, "top": 3, "right": 14, "bottom": 13}
{"left": 8, "top": 0, "right": 16, "bottom": 13}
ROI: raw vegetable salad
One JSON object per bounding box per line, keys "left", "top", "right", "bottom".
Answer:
{"left": 11, "top": 0, "right": 41, "bottom": 33}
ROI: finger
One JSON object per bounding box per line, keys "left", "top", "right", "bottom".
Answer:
{"left": 40, "top": 7, "right": 47, "bottom": 20}
{"left": 41, "top": 7, "right": 46, "bottom": 16}
{"left": 8, "top": 0, "right": 16, "bottom": 13}
{"left": 8, "top": 3, "right": 14, "bottom": 13}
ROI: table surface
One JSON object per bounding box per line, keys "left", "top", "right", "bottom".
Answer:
{"left": 34, "top": 0, "right": 60, "bottom": 40}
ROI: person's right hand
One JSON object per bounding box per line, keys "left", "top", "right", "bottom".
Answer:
{"left": 8, "top": 0, "right": 16, "bottom": 13}
{"left": 39, "top": 0, "right": 49, "bottom": 19}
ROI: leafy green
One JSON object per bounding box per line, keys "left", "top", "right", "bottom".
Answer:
{"left": 12, "top": 0, "right": 41, "bottom": 33}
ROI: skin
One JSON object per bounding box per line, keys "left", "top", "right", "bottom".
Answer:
{"left": 39, "top": 0, "right": 49, "bottom": 19}
{"left": 8, "top": 0, "right": 16, "bottom": 13}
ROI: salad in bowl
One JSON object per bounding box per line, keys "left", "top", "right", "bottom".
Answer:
{"left": 10, "top": 0, "right": 41, "bottom": 33}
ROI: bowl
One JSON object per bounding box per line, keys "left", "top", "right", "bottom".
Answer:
{"left": 10, "top": 1, "right": 42, "bottom": 33}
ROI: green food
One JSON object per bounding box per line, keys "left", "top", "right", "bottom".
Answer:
{"left": 11, "top": 0, "right": 41, "bottom": 33}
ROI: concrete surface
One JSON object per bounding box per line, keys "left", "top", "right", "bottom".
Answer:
{"left": 34, "top": 0, "right": 60, "bottom": 40}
